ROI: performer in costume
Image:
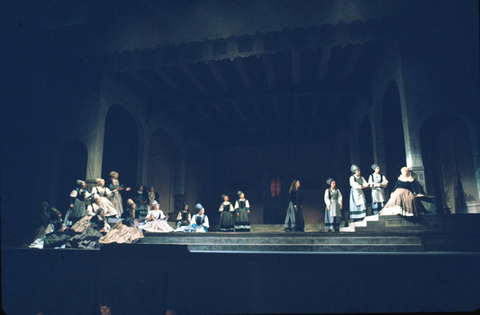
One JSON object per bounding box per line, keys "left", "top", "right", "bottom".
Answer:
{"left": 284, "top": 179, "right": 305, "bottom": 232}
{"left": 349, "top": 165, "right": 369, "bottom": 222}
{"left": 141, "top": 200, "right": 174, "bottom": 233}
{"left": 30, "top": 201, "right": 52, "bottom": 242}
{"left": 188, "top": 203, "right": 209, "bottom": 233}
{"left": 176, "top": 202, "right": 191, "bottom": 229}
{"left": 90, "top": 207, "right": 111, "bottom": 234}
{"left": 379, "top": 167, "right": 425, "bottom": 216}
{"left": 43, "top": 208, "right": 71, "bottom": 248}
{"left": 91, "top": 178, "right": 118, "bottom": 218}
{"left": 234, "top": 191, "right": 251, "bottom": 232}
{"left": 368, "top": 164, "right": 388, "bottom": 215}
{"left": 324, "top": 178, "right": 343, "bottom": 232}
{"left": 121, "top": 198, "right": 141, "bottom": 226}
{"left": 67, "top": 180, "right": 91, "bottom": 226}
{"left": 219, "top": 194, "right": 235, "bottom": 232}
{"left": 134, "top": 185, "right": 148, "bottom": 219}
{"left": 108, "top": 171, "right": 131, "bottom": 218}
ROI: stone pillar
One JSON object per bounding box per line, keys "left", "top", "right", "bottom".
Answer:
{"left": 85, "top": 97, "right": 108, "bottom": 183}
{"left": 174, "top": 148, "right": 186, "bottom": 213}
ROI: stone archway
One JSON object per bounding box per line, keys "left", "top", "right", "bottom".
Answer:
{"left": 421, "top": 115, "right": 480, "bottom": 214}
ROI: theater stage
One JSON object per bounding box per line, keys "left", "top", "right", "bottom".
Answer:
{"left": 3, "top": 214, "right": 480, "bottom": 315}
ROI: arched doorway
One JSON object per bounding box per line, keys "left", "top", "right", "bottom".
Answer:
{"left": 102, "top": 104, "right": 138, "bottom": 191}
{"left": 421, "top": 115, "right": 480, "bottom": 214}
{"left": 148, "top": 129, "right": 177, "bottom": 213}
{"left": 382, "top": 81, "right": 406, "bottom": 180}
{"left": 56, "top": 139, "right": 88, "bottom": 213}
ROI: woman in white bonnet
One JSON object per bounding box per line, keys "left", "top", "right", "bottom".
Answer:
{"left": 348, "top": 165, "right": 369, "bottom": 222}
{"left": 324, "top": 178, "right": 343, "bottom": 232}
{"left": 91, "top": 178, "right": 118, "bottom": 218}
{"left": 368, "top": 164, "right": 388, "bottom": 215}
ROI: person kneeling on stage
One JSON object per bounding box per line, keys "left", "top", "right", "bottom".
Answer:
{"left": 141, "top": 200, "right": 174, "bottom": 233}
{"left": 185, "top": 203, "right": 209, "bottom": 233}
{"left": 90, "top": 207, "right": 111, "bottom": 234}
{"left": 176, "top": 202, "right": 192, "bottom": 229}
{"left": 121, "top": 198, "right": 142, "bottom": 227}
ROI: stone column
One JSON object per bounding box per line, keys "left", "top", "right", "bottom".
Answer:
{"left": 174, "top": 147, "right": 186, "bottom": 213}
{"left": 85, "top": 97, "right": 108, "bottom": 183}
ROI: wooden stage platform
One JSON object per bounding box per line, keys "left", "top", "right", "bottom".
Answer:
{"left": 3, "top": 213, "right": 480, "bottom": 315}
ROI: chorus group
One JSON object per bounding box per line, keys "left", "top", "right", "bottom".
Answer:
{"left": 285, "top": 163, "right": 427, "bottom": 232}
{"left": 27, "top": 164, "right": 425, "bottom": 248}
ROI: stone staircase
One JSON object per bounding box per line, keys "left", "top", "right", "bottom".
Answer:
{"left": 140, "top": 232, "right": 425, "bottom": 253}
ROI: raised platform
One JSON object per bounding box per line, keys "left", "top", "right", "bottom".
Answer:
{"left": 136, "top": 214, "right": 480, "bottom": 253}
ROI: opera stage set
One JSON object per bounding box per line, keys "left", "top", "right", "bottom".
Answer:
{"left": 2, "top": 1, "right": 480, "bottom": 314}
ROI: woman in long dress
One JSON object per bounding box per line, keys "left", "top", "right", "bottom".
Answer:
{"left": 219, "top": 194, "right": 235, "bottom": 232}
{"left": 141, "top": 201, "right": 174, "bottom": 233}
{"left": 324, "top": 178, "right": 343, "bottom": 232}
{"left": 134, "top": 185, "right": 148, "bottom": 219}
{"left": 284, "top": 179, "right": 304, "bottom": 232}
{"left": 91, "top": 178, "right": 118, "bottom": 218}
{"left": 188, "top": 203, "right": 209, "bottom": 233}
{"left": 108, "top": 171, "right": 130, "bottom": 218}
{"left": 349, "top": 165, "right": 369, "bottom": 222}
{"left": 99, "top": 199, "right": 144, "bottom": 244}
{"left": 379, "top": 167, "right": 425, "bottom": 216}
{"left": 234, "top": 190, "right": 251, "bottom": 232}
{"left": 67, "top": 180, "right": 91, "bottom": 226}
{"left": 368, "top": 164, "right": 388, "bottom": 215}
{"left": 176, "top": 202, "right": 191, "bottom": 229}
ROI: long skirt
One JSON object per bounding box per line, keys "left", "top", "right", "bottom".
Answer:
{"left": 98, "top": 197, "right": 118, "bottom": 217}
{"left": 379, "top": 188, "right": 417, "bottom": 216}
{"left": 99, "top": 222, "right": 144, "bottom": 244}
{"left": 111, "top": 191, "right": 124, "bottom": 217}
{"left": 349, "top": 188, "right": 367, "bottom": 220}
{"left": 371, "top": 202, "right": 385, "bottom": 215}
{"left": 219, "top": 212, "right": 234, "bottom": 231}
{"left": 142, "top": 219, "right": 174, "bottom": 233}
{"left": 284, "top": 202, "right": 304, "bottom": 232}
{"left": 234, "top": 207, "right": 250, "bottom": 232}
{"left": 70, "top": 199, "right": 87, "bottom": 219}
{"left": 66, "top": 226, "right": 103, "bottom": 249}
{"left": 71, "top": 215, "right": 92, "bottom": 233}
{"left": 324, "top": 203, "right": 341, "bottom": 231}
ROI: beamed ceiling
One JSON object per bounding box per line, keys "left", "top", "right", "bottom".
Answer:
{"left": 111, "top": 21, "right": 392, "bottom": 146}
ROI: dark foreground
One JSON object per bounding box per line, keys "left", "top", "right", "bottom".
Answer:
{"left": 2, "top": 230, "right": 480, "bottom": 315}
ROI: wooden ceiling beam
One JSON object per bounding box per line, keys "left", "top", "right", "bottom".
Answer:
{"left": 262, "top": 54, "right": 276, "bottom": 88}
{"left": 154, "top": 68, "right": 185, "bottom": 94}
{"left": 179, "top": 64, "right": 209, "bottom": 95}
{"left": 234, "top": 57, "right": 253, "bottom": 90}
{"left": 206, "top": 61, "right": 229, "bottom": 92}
{"left": 252, "top": 98, "right": 263, "bottom": 121}
{"left": 342, "top": 44, "right": 362, "bottom": 81}
{"left": 211, "top": 101, "right": 232, "bottom": 124}
{"left": 271, "top": 94, "right": 281, "bottom": 123}
{"left": 230, "top": 99, "right": 248, "bottom": 123}
{"left": 292, "top": 50, "right": 301, "bottom": 85}
{"left": 317, "top": 45, "right": 332, "bottom": 84}
{"left": 131, "top": 71, "right": 166, "bottom": 99}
